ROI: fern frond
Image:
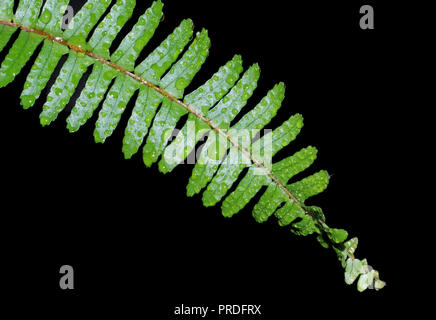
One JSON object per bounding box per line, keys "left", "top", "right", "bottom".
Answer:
{"left": 0, "top": 0, "right": 385, "bottom": 292}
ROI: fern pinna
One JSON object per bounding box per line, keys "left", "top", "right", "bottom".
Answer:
{"left": 0, "top": 0, "right": 385, "bottom": 291}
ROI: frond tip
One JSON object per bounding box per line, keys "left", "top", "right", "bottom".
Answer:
{"left": 0, "top": 0, "right": 384, "bottom": 291}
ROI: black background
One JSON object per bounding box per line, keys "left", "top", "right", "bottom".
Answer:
{"left": 1, "top": 0, "right": 412, "bottom": 317}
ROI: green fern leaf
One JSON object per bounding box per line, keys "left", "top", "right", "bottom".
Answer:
{"left": 68, "top": 0, "right": 164, "bottom": 133}
{"left": 159, "top": 54, "right": 244, "bottom": 172}
{"left": 94, "top": 0, "right": 164, "bottom": 143}
{"left": 0, "top": 0, "right": 385, "bottom": 292}
{"left": 0, "top": 0, "right": 44, "bottom": 88}
{"left": 222, "top": 146, "right": 317, "bottom": 218}
{"left": 142, "top": 29, "right": 211, "bottom": 166}
{"left": 0, "top": 0, "right": 15, "bottom": 51}
{"left": 19, "top": 0, "right": 70, "bottom": 108}
{"left": 40, "top": 0, "right": 127, "bottom": 126}
{"left": 184, "top": 64, "right": 260, "bottom": 197}
{"left": 123, "top": 18, "right": 194, "bottom": 159}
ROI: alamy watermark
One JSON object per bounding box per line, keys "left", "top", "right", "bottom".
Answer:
{"left": 162, "top": 121, "right": 274, "bottom": 175}
{"left": 61, "top": 5, "right": 74, "bottom": 30}
{"left": 360, "top": 5, "right": 375, "bottom": 30}
{"left": 59, "top": 265, "right": 74, "bottom": 290}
